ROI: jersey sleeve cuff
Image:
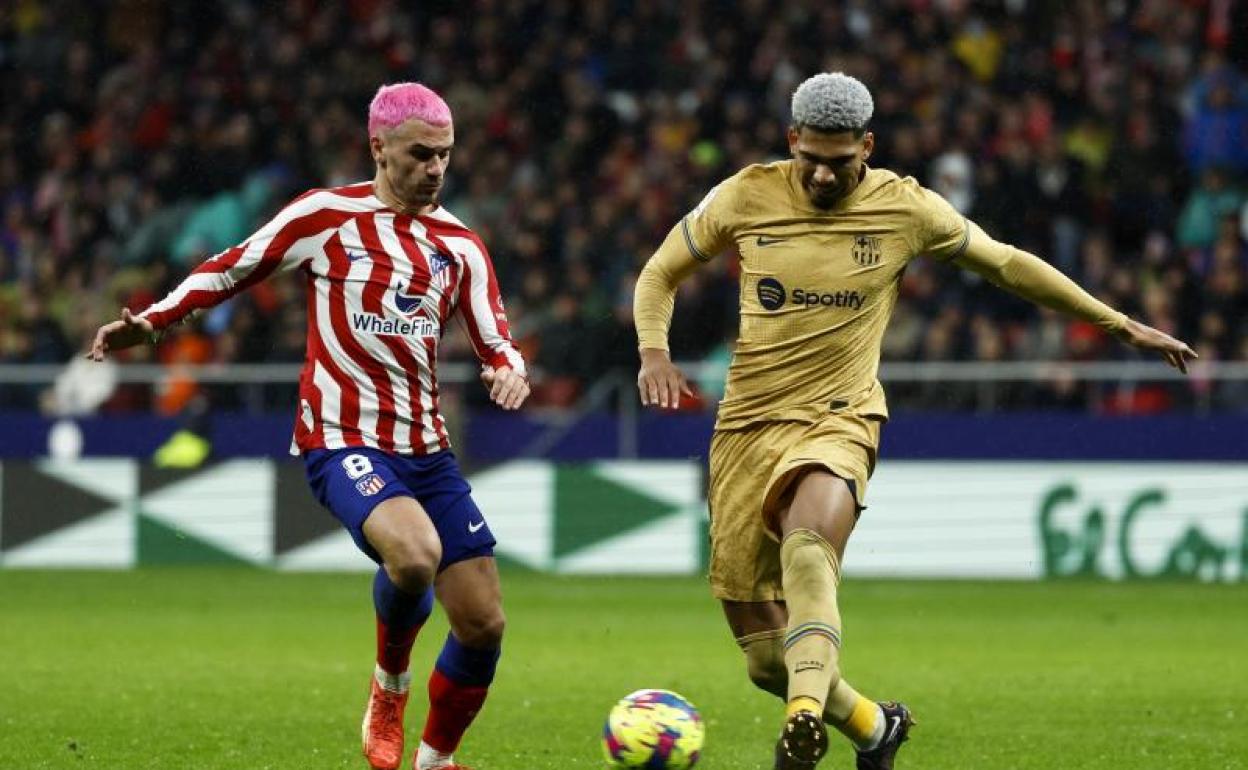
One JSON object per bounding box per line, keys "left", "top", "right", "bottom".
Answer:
{"left": 636, "top": 331, "right": 670, "bottom": 351}
{"left": 487, "top": 352, "right": 527, "bottom": 377}
{"left": 1099, "top": 311, "right": 1130, "bottom": 334}
{"left": 139, "top": 308, "right": 169, "bottom": 330}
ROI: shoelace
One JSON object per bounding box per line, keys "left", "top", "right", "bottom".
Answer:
{"left": 370, "top": 692, "right": 405, "bottom": 745}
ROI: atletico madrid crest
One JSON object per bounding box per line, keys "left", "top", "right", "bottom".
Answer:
{"left": 355, "top": 473, "right": 387, "bottom": 496}
{"left": 852, "top": 235, "right": 882, "bottom": 266}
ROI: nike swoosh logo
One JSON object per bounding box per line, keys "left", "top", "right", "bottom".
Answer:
{"left": 346, "top": 250, "right": 368, "bottom": 262}
{"left": 884, "top": 715, "right": 901, "bottom": 743}
{"left": 468, "top": 520, "right": 486, "bottom": 533}
{"left": 756, "top": 235, "right": 785, "bottom": 246}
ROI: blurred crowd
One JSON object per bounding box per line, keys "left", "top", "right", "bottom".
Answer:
{"left": 1, "top": 0, "right": 1247, "bottom": 416}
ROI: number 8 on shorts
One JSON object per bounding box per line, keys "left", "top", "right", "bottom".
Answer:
{"left": 341, "top": 453, "right": 374, "bottom": 480}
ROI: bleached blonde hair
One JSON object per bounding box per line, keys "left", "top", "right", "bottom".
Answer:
{"left": 791, "top": 72, "right": 874, "bottom": 135}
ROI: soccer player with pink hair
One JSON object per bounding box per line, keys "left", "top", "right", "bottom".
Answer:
{"left": 88, "top": 82, "right": 528, "bottom": 770}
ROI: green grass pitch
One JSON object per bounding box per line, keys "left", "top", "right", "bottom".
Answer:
{"left": 0, "top": 569, "right": 1244, "bottom": 769}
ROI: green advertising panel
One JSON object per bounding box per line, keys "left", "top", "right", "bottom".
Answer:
{"left": 0, "top": 460, "right": 1243, "bottom": 581}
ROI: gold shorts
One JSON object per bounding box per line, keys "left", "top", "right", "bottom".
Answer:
{"left": 707, "top": 412, "right": 882, "bottom": 602}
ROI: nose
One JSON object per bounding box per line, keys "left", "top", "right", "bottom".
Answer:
{"left": 425, "top": 156, "right": 447, "bottom": 180}
{"left": 812, "top": 165, "right": 835, "bottom": 185}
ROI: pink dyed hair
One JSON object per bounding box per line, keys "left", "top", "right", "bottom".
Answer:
{"left": 367, "top": 82, "right": 453, "bottom": 137}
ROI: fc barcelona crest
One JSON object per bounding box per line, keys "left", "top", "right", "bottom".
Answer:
{"left": 851, "top": 235, "right": 882, "bottom": 266}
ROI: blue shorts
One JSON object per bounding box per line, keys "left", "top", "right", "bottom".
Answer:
{"left": 304, "top": 447, "right": 496, "bottom": 570}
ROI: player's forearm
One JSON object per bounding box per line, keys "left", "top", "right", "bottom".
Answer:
{"left": 457, "top": 279, "right": 527, "bottom": 376}
{"left": 633, "top": 225, "right": 702, "bottom": 350}
{"left": 481, "top": 344, "right": 527, "bottom": 378}
{"left": 142, "top": 194, "right": 325, "bottom": 329}
{"left": 955, "top": 222, "right": 1128, "bottom": 334}
{"left": 139, "top": 239, "right": 289, "bottom": 329}
{"left": 139, "top": 271, "right": 238, "bottom": 330}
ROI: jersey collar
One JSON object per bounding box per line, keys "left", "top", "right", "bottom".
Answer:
{"left": 786, "top": 162, "right": 879, "bottom": 215}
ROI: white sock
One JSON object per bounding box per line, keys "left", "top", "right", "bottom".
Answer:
{"left": 374, "top": 664, "right": 411, "bottom": 694}
{"left": 859, "top": 703, "right": 886, "bottom": 751}
{"left": 415, "top": 741, "right": 455, "bottom": 769}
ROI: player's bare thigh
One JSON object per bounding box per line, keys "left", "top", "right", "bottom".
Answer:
{"left": 363, "top": 495, "right": 443, "bottom": 588}
{"left": 721, "top": 467, "right": 858, "bottom": 635}
{"left": 436, "top": 556, "right": 506, "bottom": 648}
{"left": 772, "top": 466, "right": 858, "bottom": 557}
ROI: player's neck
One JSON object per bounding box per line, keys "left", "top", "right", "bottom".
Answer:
{"left": 790, "top": 161, "right": 872, "bottom": 212}
{"left": 372, "top": 175, "right": 436, "bottom": 217}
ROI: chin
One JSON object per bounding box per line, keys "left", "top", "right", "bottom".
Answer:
{"left": 810, "top": 195, "right": 839, "bottom": 210}
{"left": 406, "top": 191, "right": 436, "bottom": 208}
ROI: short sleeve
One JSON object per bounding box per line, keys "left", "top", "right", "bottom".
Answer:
{"left": 914, "top": 186, "right": 970, "bottom": 262}
{"left": 680, "top": 176, "right": 741, "bottom": 262}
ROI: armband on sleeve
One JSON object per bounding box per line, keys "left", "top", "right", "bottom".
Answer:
{"left": 681, "top": 179, "right": 738, "bottom": 263}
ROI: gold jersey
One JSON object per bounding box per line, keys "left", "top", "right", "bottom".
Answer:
{"left": 681, "top": 161, "right": 968, "bottom": 429}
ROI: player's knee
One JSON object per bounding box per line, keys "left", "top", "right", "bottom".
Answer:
{"left": 386, "top": 559, "right": 436, "bottom": 594}
{"left": 746, "top": 655, "right": 787, "bottom": 699}
{"left": 384, "top": 539, "right": 441, "bottom": 594}
{"left": 739, "top": 629, "right": 788, "bottom": 699}
{"left": 454, "top": 606, "right": 506, "bottom": 649}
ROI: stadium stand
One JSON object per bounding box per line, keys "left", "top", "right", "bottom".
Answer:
{"left": 1, "top": 0, "right": 1245, "bottom": 413}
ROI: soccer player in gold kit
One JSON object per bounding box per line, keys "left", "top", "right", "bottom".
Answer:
{"left": 633, "top": 73, "right": 1195, "bottom": 770}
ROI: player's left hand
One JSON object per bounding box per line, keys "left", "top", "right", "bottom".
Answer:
{"left": 480, "top": 366, "right": 530, "bottom": 410}
{"left": 1116, "top": 318, "right": 1197, "bottom": 374}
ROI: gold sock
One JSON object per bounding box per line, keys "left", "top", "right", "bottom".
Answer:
{"left": 786, "top": 695, "right": 822, "bottom": 717}
{"left": 826, "top": 680, "right": 881, "bottom": 747}
{"left": 780, "top": 528, "right": 842, "bottom": 715}
{"left": 737, "top": 603, "right": 879, "bottom": 745}
{"left": 736, "top": 628, "right": 787, "bottom": 699}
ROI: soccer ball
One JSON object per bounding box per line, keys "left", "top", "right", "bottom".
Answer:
{"left": 602, "top": 689, "right": 704, "bottom": 769}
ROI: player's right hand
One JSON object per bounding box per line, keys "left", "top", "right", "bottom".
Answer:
{"left": 637, "top": 348, "right": 693, "bottom": 409}
{"left": 86, "top": 308, "right": 155, "bottom": 361}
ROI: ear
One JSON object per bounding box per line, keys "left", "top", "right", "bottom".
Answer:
{"left": 861, "top": 131, "right": 875, "bottom": 160}
{"left": 787, "top": 126, "right": 800, "bottom": 157}
{"left": 369, "top": 135, "right": 386, "bottom": 167}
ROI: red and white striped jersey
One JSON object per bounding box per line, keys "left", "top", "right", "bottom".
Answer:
{"left": 140, "top": 182, "right": 526, "bottom": 456}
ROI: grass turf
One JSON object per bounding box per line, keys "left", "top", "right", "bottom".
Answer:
{"left": 0, "top": 570, "right": 1244, "bottom": 769}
